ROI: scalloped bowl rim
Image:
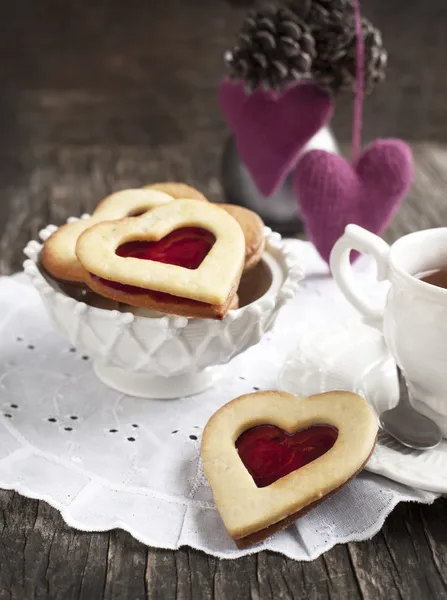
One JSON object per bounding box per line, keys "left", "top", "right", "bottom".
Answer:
{"left": 23, "top": 223, "right": 304, "bottom": 328}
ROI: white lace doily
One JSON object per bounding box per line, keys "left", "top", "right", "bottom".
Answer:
{"left": 0, "top": 241, "right": 436, "bottom": 560}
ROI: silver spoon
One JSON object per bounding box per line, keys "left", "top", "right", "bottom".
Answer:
{"left": 379, "top": 366, "right": 442, "bottom": 450}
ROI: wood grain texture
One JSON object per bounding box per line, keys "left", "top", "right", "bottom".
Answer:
{"left": 1, "top": 0, "right": 447, "bottom": 598}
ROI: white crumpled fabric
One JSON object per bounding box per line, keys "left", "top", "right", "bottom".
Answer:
{"left": 0, "top": 241, "right": 436, "bottom": 560}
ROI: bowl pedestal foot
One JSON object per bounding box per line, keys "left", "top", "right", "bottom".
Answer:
{"left": 94, "top": 362, "right": 224, "bottom": 399}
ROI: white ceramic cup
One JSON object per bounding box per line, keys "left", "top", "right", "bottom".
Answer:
{"left": 330, "top": 224, "right": 447, "bottom": 436}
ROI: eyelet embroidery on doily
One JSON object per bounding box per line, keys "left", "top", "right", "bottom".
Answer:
{"left": 14, "top": 402, "right": 207, "bottom": 449}
{"left": 46, "top": 416, "right": 78, "bottom": 432}
{"left": 102, "top": 425, "right": 142, "bottom": 441}
{"left": 16, "top": 339, "right": 93, "bottom": 364}
{"left": 43, "top": 419, "right": 144, "bottom": 441}
{"left": 2, "top": 404, "right": 19, "bottom": 419}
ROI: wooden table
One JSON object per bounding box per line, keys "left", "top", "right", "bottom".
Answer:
{"left": 1, "top": 0, "right": 447, "bottom": 598}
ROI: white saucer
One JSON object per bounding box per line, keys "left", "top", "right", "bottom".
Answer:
{"left": 279, "top": 321, "right": 447, "bottom": 494}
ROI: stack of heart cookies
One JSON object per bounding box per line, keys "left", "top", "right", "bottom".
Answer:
{"left": 40, "top": 183, "right": 266, "bottom": 319}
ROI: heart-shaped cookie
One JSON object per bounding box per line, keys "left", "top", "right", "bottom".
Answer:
{"left": 143, "top": 182, "right": 209, "bottom": 202}
{"left": 201, "top": 390, "right": 378, "bottom": 548}
{"left": 218, "top": 204, "right": 265, "bottom": 271}
{"left": 76, "top": 199, "right": 246, "bottom": 319}
{"left": 41, "top": 188, "right": 174, "bottom": 283}
{"left": 219, "top": 78, "right": 334, "bottom": 196}
{"left": 145, "top": 185, "right": 265, "bottom": 271}
{"left": 294, "top": 139, "right": 413, "bottom": 263}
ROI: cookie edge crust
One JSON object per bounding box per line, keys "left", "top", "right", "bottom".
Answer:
{"left": 233, "top": 436, "right": 377, "bottom": 548}
{"left": 201, "top": 391, "right": 379, "bottom": 547}
{"left": 83, "top": 272, "right": 241, "bottom": 319}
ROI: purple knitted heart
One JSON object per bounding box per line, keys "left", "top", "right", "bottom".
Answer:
{"left": 294, "top": 139, "right": 413, "bottom": 264}
{"left": 219, "top": 79, "right": 333, "bottom": 197}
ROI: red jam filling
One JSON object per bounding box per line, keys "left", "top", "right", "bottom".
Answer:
{"left": 116, "top": 227, "right": 215, "bottom": 268}
{"left": 235, "top": 425, "right": 338, "bottom": 488}
{"left": 93, "top": 227, "right": 215, "bottom": 298}
{"left": 91, "top": 274, "right": 210, "bottom": 306}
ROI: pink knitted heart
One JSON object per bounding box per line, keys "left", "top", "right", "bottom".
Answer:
{"left": 219, "top": 78, "right": 333, "bottom": 197}
{"left": 294, "top": 139, "right": 413, "bottom": 264}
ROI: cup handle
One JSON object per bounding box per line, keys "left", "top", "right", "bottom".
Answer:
{"left": 329, "top": 224, "right": 391, "bottom": 329}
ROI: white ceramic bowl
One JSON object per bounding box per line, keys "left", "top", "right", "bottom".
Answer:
{"left": 23, "top": 223, "right": 302, "bottom": 399}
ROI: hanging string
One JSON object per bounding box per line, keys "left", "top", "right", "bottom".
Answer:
{"left": 352, "top": 0, "right": 364, "bottom": 162}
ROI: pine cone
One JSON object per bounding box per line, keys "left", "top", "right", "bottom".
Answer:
{"left": 225, "top": 4, "right": 316, "bottom": 92}
{"left": 311, "top": 17, "right": 387, "bottom": 94}
{"left": 286, "top": 0, "right": 387, "bottom": 94}
{"left": 289, "top": 0, "right": 354, "bottom": 33}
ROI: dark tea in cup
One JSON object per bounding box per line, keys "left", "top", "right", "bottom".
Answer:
{"left": 416, "top": 269, "right": 447, "bottom": 289}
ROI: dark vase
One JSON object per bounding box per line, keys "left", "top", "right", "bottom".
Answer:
{"left": 220, "top": 128, "right": 337, "bottom": 237}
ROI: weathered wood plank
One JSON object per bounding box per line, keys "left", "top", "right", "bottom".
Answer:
{"left": 346, "top": 502, "right": 447, "bottom": 600}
